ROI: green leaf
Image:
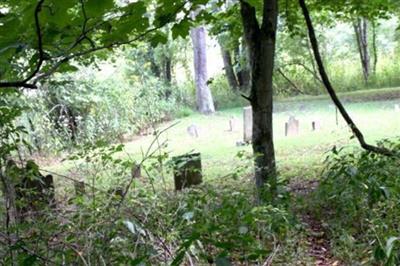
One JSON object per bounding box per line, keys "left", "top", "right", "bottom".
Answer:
{"left": 86, "top": 0, "right": 115, "bottom": 18}
{"left": 149, "top": 31, "right": 168, "bottom": 47}
{"left": 172, "top": 19, "right": 192, "bottom": 39}
{"left": 385, "top": 236, "right": 399, "bottom": 259}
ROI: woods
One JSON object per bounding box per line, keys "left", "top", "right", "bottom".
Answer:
{"left": 1, "top": 0, "right": 400, "bottom": 264}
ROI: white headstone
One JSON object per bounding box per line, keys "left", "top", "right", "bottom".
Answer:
{"left": 243, "top": 106, "right": 252, "bottom": 143}
{"left": 285, "top": 116, "right": 299, "bottom": 136}
{"left": 395, "top": 104, "right": 400, "bottom": 112}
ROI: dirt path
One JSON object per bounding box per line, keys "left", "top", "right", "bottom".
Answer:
{"left": 290, "top": 180, "right": 341, "bottom": 266}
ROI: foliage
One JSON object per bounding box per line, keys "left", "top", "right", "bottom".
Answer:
{"left": 209, "top": 75, "right": 247, "bottom": 109}
{"left": 15, "top": 57, "right": 192, "bottom": 154}
{"left": 0, "top": 141, "right": 293, "bottom": 265}
{"left": 310, "top": 140, "right": 400, "bottom": 265}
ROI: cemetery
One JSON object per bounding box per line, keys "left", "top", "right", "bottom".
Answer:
{"left": 2, "top": 0, "right": 400, "bottom": 264}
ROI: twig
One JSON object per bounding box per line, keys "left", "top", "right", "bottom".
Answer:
{"left": 276, "top": 68, "right": 303, "bottom": 94}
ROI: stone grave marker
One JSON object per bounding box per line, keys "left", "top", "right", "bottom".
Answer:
{"left": 172, "top": 153, "right": 202, "bottom": 191}
{"left": 243, "top": 106, "right": 252, "bottom": 142}
{"left": 187, "top": 124, "right": 199, "bottom": 138}
{"left": 285, "top": 116, "right": 299, "bottom": 136}
{"left": 395, "top": 104, "right": 400, "bottom": 112}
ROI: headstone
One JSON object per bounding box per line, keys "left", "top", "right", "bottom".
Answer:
{"left": 187, "top": 124, "right": 199, "bottom": 138}
{"left": 243, "top": 106, "right": 252, "bottom": 143}
{"left": 395, "top": 104, "right": 400, "bottom": 112}
{"left": 172, "top": 153, "right": 202, "bottom": 191}
{"left": 285, "top": 116, "right": 299, "bottom": 136}
{"left": 9, "top": 160, "right": 56, "bottom": 219}
{"left": 312, "top": 120, "right": 321, "bottom": 131}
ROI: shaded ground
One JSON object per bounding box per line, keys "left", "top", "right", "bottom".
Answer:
{"left": 290, "top": 180, "right": 341, "bottom": 266}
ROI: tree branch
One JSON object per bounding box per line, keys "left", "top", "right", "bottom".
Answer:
{"left": 299, "top": 0, "right": 394, "bottom": 156}
{"left": 0, "top": 0, "right": 45, "bottom": 89}
{"left": 0, "top": 1, "right": 187, "bottom": 90}
{"left": 276, "top": 68, "right": 303, "bottom": 94}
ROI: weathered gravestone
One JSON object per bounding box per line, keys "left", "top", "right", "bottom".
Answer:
{"left": 243, "top": 106, "right": 252, "bottom": 143}
{"left": 395, "top": 104, "right": 400, "bottom": 112}
{"left": 187, "top": 124, "right": 199, "bottom": 138}
{"left": 285, "top": 116, "right": 299, "bottom": 136}
{"left": 172, "top": 153, "right": 202, "bottom": 191}
{"left": 3, "top": 160, "right": 55, "bottom": 221}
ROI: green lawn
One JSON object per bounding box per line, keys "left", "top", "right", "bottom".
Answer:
{"left": 47, "top": 89, "right": 400, "bottom": 187}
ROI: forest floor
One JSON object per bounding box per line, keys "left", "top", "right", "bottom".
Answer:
{"left": 290, "top": 179, "right": 341, "bottom": 265}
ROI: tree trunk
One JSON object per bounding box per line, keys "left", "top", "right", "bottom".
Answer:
{"left": 220, "top": 45, "right": 240, "bottom": 91}
{"left": 164, "top": 57, "right": 172, "bottom": 83}
{"left": 240, "top": 0, "right": 278, "bottom": 200}
{"left": 236, "top": 40, "right": 251, "bottom": 90}
{"left": 372, "top": 21, "right": 378, "bottom": 74}
{"left": 354, "top": 18, "right": 370, "bottom": 84}
{"left": 190, "top": 26, "right": 215, "bottom": 114}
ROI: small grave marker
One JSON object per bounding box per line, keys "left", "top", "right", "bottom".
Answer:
{"left": 172, "top": 153, "right": 202, "bottom": 191}
{"left": 395, "top": 104, "right": 400, "bottom": 112}
{"left": 187, "top": 124, "right": 199, "bottom": 138}
{"left": 243, "top": 106, "right": 252, "bottom": 142}
{"left": 285, "top": 116, "right": 299, "bottom": 136}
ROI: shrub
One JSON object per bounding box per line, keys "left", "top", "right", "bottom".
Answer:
{"left": 312, "top": 140, "right": 400, "bottom": 265}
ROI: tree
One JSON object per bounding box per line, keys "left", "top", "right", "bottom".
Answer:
{"left": 240, "top": 0, "right": 278, "bottom": 199}
{"left": 354, "top": 18, "right": 371, "bottom": 83}
{"left": 0, "top": 0, "right": 196, "bottom": 90}
{"left": 220, "top": 43, "right": 240, "bottom": 91}
{"left": 190, "top": 26, "right": 215, "bottom": 114}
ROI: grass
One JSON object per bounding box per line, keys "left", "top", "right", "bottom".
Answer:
{"left": 46, "top": 87, "right": 400, "bottom": 187}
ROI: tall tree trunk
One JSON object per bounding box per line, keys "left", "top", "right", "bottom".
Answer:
{"left": 372, "top": 21, "right": 378, "bottom": 74}
{"left": 354, "top": 18, "right": 371, "bottom": 84}
{"left": 164, "top": 57, "right": 172, "bottom": 83}
{"left": 240, "top": 0, "right": 278, "bottom": 200}
{"left": 220, "top": 44, "right": 240, "bottom": 91}
{"left": 236, "top": 40, "right": 251, "bottom": 90}
{"left": 162, "top": 56, "right": 172, "bottom": 83}
{"left": 190, "top": 26, "right": 215, "bottom": 114}
{"left": 163, "top": 57, "right": 172, "bottom": 99}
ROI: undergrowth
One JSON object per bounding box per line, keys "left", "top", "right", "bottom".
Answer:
{"left": 309, "top": 140, "right": 400, "bottom": 265}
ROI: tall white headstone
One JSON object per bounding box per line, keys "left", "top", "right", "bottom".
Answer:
{"left": 285, "top": 116, "right": 299, "bottom": 136}
{"left": 243, "top": 106, "right": 252, "bottom": 143}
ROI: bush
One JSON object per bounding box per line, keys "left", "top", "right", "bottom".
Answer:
{"left": 209, "top": 75, "right": 247, "bottom": 110}
{"left": 0, "top": 142, "right": 292, "bottom": 265}
{"left": 19, "top": 66, "right": 192, "bottom": 154}
{"left": 311, "top": 140, "right": 400, "bottom": 265}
